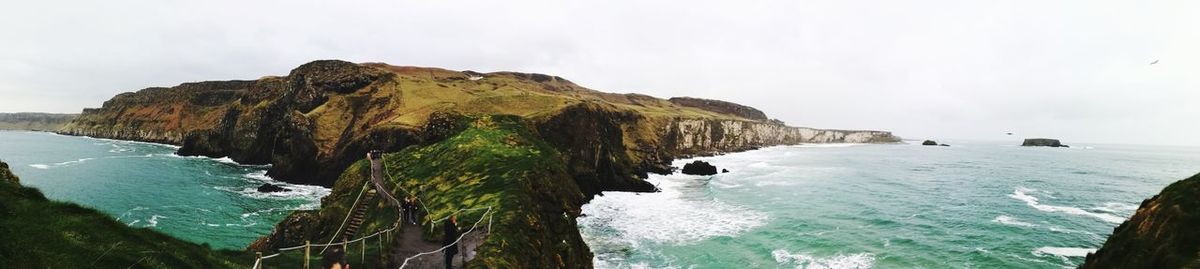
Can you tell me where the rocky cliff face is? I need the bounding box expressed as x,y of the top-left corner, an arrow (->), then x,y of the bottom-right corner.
1081,173 -> 1200,268
0,113 -> 78,131
1,159 -> 18,184
668,97 -> 769,121
60,60 -> 898,190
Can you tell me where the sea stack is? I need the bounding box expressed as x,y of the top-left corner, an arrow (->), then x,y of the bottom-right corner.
1021,138 -> 1068,147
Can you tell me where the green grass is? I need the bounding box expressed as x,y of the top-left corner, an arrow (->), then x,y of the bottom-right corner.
381,115 -> 589,268
301,115 -> 591,268
0,178 -> 250,268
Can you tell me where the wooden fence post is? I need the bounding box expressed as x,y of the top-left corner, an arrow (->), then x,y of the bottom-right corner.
304,240 -> 311,269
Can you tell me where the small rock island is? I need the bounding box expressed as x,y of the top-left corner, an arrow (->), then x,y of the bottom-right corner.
1021,138 -> 1069,148
681,160 -> 719,176
922,140 -> 949,146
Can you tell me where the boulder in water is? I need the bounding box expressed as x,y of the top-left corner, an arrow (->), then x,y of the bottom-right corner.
257,183 -> 289,193
922,140 -> 938,146
681,161 -> 718,176
721,169 -> 729,173
1022,138 -> 1068,147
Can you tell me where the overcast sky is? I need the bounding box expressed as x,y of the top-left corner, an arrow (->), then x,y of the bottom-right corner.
1,1 -> 1197,145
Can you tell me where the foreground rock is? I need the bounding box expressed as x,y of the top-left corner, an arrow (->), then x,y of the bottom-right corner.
0,160 -> 17,184
1082,173 -> 1200,268
1021,138 -> 1068,147
681,160 -> 718,175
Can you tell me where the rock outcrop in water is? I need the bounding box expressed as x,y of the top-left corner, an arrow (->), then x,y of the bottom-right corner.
59,60 -> 899,191
1081,173 -> 1200,268
922,140 -> 938,146
1022,138 -> 1067,147
681,160 -> 718,175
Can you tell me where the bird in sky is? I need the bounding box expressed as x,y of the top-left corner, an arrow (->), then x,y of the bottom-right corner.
1150,60 -> 1159,65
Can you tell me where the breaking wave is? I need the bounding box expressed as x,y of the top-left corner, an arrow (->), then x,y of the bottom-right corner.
1009,187 -> 1126,224
772,249 -> 875,269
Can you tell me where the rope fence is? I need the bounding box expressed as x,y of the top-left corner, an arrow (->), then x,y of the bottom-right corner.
248,152 -> 498,269
399,206 -> 494,269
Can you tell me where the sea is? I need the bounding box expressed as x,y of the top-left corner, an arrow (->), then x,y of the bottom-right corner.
0,131 -> 329,250
579,140 -> 1200,268
3,131 -> 1198,267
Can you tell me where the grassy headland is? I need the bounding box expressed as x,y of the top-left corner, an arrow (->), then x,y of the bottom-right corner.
0,160 -> 249,268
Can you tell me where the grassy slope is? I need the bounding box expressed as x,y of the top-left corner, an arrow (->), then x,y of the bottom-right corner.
0,161 -> 249,268
296,115 -> 589,268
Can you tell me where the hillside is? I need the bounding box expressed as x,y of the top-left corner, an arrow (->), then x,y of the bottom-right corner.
0,113 -> 77,131
59,60 -> 899,193
1081,173 -> 1200,268
0,159 -> 249,268
250,115 -> 592,268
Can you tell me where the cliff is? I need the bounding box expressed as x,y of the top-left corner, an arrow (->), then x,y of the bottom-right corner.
0,159 -> 249,268
0,113 -> 78,131
55,60 -> 899,268
1080,173 -> 1200,268
60,60 -> 899,191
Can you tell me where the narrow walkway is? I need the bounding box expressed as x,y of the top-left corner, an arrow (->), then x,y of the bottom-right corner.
369,155 -> 490,268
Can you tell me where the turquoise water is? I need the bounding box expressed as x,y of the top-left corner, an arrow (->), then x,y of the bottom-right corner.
580,141 -> 1200,268
0,131 -> 328,250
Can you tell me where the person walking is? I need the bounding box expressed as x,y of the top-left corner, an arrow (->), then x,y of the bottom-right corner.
405,196 -> 419,224
442,215 -> 460,269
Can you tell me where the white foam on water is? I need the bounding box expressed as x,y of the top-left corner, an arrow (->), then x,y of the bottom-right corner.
29,157 -> 97,169
788,143 -> 866,148
75,134 -> 181,149
1032,247 -> 1095,257
145,215 -> 166,227
158,153 -> 271,168
30,155 -> 156,169
1032,246 -> 1096,264
580,172 -> 768,246
232,171 -> 329,210
1093,202 -> 1138,215
772,249 -> 875,269
992,215 -> 1036,227
1009,187 -> 1125,224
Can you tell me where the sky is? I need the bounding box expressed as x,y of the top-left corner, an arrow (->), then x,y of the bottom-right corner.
1,1 -> 1198,146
